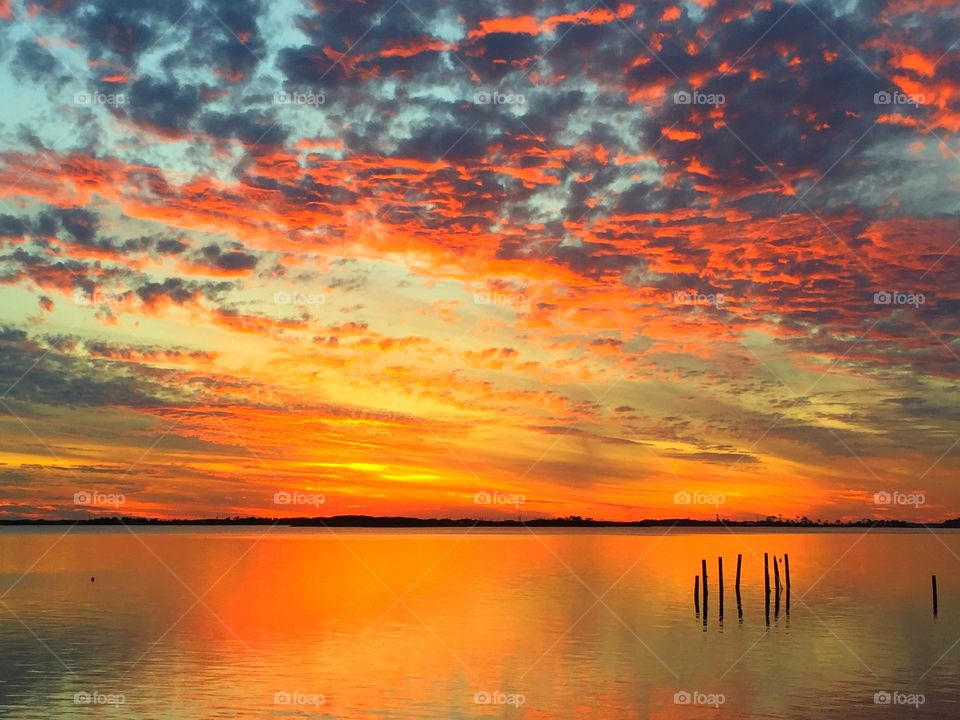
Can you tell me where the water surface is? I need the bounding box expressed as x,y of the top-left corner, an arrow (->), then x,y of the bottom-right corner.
1,527 -> 958,718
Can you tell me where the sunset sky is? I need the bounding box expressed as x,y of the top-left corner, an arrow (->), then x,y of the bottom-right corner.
0,0 -> 958,521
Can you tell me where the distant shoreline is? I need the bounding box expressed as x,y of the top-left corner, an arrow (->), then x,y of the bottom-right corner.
2,515 -> 959,529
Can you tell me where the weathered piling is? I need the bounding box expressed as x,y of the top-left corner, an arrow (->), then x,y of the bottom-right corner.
702,559 -> 708,602
694,575 -> 700,615
764,553 -> 770,596
785,554 -> 791,615
764,553 -> 771,625
735,553 -> 743,620
774,555 -> 783,619
718,557 -> 724,621
933,575 -> 938,616
702,559 -> 708,626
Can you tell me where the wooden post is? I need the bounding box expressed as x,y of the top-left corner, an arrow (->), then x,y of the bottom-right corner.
933,575 -> 938,616
785,553 -> 791,615
773,555 -> 782,619
735,553 -> 743,620
718,556 -> 724,620
764,553 -> 770,625
694,575 -> 700,615
702,559 -> 708,627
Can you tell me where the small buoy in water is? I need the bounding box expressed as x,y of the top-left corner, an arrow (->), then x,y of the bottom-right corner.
91,577 -> 95,582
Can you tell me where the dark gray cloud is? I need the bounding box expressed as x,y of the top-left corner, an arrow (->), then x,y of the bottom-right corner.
126,78 -> 204,135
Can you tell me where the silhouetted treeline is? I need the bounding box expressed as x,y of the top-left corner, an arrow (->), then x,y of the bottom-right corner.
2,514 -> 960,528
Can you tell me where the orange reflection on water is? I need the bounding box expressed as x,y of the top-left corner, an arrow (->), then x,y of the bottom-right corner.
2,528 -> 960,718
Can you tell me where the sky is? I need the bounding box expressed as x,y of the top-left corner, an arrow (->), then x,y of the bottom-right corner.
0,0 -> 958,521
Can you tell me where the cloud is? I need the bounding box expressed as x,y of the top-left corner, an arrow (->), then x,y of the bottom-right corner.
0,0 -> 958,520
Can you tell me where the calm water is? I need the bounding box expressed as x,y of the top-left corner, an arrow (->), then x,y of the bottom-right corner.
1,527 -> 959,718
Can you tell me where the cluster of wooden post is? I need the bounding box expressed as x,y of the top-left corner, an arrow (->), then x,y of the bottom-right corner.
763,553 -> 791,623
696,557 -> 941,621
695,552 -> 791,624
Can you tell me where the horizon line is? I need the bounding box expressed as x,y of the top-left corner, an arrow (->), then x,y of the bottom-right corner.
3,514 -> 960,528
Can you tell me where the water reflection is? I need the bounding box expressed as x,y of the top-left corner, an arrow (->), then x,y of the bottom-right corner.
0,528 -> 959,718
